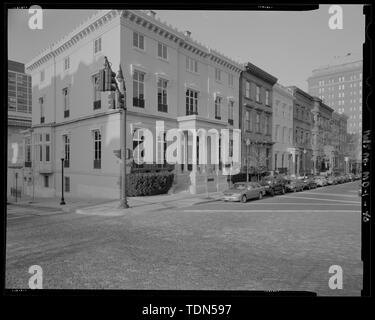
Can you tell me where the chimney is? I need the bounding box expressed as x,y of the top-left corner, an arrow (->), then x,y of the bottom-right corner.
146,10 -> 156,18
184,30 -> 191,37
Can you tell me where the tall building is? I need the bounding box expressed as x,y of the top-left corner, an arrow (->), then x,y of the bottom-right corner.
331,111 -> 348,174
7,60 -> 32,198
25,10 -> 243,198
272,83 -> 294,174
239,62 -> 277,177
307,54 -> 362,135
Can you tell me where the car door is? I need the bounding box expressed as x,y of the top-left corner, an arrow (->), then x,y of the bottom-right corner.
252,183 -> 261,199
246,184 -> 253,199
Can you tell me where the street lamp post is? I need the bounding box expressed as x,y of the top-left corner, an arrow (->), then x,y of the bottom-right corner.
15,172 -> 18,203
246,139 -> 250,182
60,158 -> 65,205
303,148 -> 307,178
117,64 -> 129,209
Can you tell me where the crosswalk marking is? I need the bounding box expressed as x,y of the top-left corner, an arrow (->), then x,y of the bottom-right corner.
184,209 -> 359,213
280,195 -> 360,204
300,192 -> 359,198
224,202 -> 359,206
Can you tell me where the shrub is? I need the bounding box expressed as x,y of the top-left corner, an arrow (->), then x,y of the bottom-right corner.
126,172 -> 174,196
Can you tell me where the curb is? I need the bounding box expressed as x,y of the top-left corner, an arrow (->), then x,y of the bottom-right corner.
194,198 -> 221,205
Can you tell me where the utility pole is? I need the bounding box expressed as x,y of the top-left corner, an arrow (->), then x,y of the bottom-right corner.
99,56 -> 129,208
116,64 -> 129,209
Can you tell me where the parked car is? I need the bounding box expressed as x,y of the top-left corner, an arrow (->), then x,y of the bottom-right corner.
285,178 -> 305,192
303,177 -> 318,189
327,176 -> 337,185
222,182 -> 265,203
259,176 -> 287,196
336,176 -> 344,184
314,176 -> 328,187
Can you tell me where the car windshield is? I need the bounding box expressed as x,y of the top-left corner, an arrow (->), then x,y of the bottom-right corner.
233,183 -> 246,190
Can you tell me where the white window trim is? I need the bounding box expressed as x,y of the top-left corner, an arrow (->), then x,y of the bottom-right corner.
155,72 -> 172,88
157,42 -> 168,61
64,57 -> 70,71
133,31 -> 145,51
130,64 -> 149,78
93,37 -> 102,55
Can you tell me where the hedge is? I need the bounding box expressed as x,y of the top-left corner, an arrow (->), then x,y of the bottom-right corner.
125,172 -> 174,196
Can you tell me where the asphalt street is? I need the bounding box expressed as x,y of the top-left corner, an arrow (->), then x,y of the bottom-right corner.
5,181 -> 362,295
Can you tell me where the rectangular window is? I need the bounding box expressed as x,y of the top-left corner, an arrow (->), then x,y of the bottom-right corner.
157,78 -> 168,112
186,56 -> 198,73
25,138 -> 31,163
40,70 -> 45,82
245,110 -> 250,131
133,32 -> 144,50
215,68 -> 221,82
133,70 -> 145,108
94,37 -> 102,54
255,112 -> 260,132
64,57 -> 70,70
93,130 -> 101,169
256,85 -> 261,102
39,144 -> 43,162
64,176 -> 70,192
265,90 -> 270,106
39,97 -> 44,123
228,100 -> 234,125
186,89 -> 198,115
245,81 -> 250,98
44,175 -> 49,188
215,96 -> 222,120
63,135 -> 70,168
92,73 -> 101,109
265,114 -> 271,135
45,145 -> 50,162
62,87 -> 70,117
157,42 -> 167,60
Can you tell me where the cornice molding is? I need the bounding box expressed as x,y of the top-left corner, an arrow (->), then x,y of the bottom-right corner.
244,62 -> 278,85
26,10 -> 119,72
26,9 -> 243,74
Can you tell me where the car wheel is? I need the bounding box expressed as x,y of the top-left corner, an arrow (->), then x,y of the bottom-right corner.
259,192 -> 263,200
241,195 -> 247,203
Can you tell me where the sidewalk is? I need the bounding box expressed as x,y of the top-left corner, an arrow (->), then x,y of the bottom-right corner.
75,191 -> 222,216
7,191 -> 222,216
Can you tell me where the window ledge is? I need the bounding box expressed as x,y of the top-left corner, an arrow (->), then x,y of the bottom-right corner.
133,46 -> 146,54
157,56 -> 169,63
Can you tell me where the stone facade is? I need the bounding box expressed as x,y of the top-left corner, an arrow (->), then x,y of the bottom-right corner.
25,10 -> 243,198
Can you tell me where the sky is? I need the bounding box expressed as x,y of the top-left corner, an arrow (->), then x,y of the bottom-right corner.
8,5 -> 365,91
